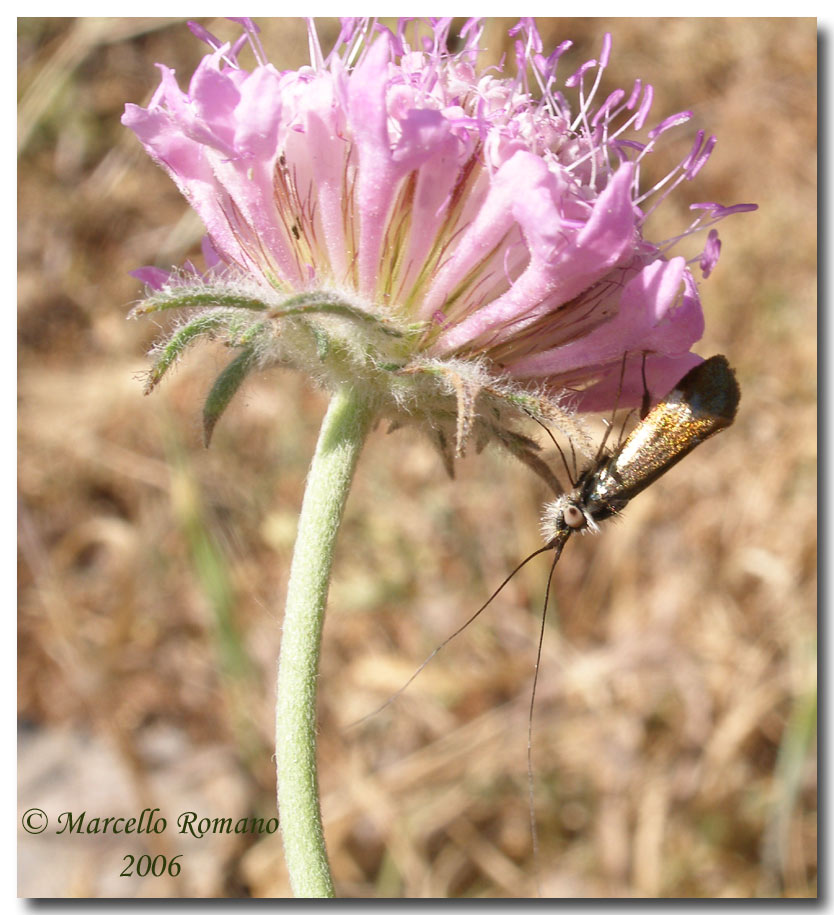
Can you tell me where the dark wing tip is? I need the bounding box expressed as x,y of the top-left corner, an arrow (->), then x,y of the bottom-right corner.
677,354 -> 741,425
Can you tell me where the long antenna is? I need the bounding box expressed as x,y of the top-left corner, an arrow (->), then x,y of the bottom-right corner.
525,410 -> 575,490
527,531 -> 568,895
347,541 -> 558,730
595,351 -> 630,462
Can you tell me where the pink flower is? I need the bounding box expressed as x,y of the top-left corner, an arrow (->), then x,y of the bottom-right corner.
125,18 -> 755,451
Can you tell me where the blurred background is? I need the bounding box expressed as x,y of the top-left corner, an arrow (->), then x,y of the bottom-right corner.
17,18 -> 816,898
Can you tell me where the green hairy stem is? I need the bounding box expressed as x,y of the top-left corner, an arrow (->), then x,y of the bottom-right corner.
275,384 -> 375,897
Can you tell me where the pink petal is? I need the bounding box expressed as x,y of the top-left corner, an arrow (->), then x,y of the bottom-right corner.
346,32 -> 401,296
433,162 -> 638,352
573,352 -> 704,412
507,256 -> 702,378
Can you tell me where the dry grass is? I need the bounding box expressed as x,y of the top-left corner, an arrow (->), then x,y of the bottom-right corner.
18,18 -> 816,898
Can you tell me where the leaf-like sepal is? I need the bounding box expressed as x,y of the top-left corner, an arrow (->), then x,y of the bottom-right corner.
145,311 -> 246,393
130,285 -> 271,319
202,347 -> 259,447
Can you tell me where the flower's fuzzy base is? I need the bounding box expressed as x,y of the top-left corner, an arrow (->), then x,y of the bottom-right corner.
131,276 -> 594,489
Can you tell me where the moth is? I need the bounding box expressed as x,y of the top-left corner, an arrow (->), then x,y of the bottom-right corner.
358,354 -> 741,883
362,355 -> 740,717
540,352 -> 740,552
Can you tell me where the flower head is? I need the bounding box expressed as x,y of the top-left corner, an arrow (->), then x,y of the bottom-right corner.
124,18 -> 755,470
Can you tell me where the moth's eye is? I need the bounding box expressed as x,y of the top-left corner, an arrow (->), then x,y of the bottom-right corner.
563,504 -> 586,530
